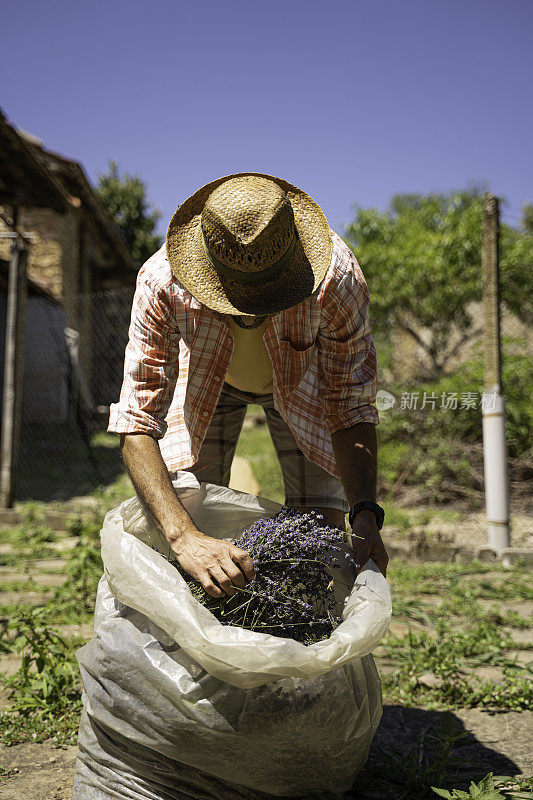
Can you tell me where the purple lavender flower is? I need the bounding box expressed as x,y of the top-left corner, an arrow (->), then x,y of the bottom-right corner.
176,507 -> 357,645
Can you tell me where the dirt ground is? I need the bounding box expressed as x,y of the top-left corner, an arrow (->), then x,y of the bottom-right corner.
0,739 -> 77,800
0,706 -> 531,800
0,460 -> 531,799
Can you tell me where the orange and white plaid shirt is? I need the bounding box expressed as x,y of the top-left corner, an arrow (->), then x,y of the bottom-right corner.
108,229 -> 379,479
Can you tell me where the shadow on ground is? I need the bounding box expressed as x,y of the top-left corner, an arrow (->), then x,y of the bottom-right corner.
15,423 -> 125,502
350,705 -> 523,799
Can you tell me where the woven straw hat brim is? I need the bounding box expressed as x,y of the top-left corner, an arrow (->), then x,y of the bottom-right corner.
166,172 -> 332,315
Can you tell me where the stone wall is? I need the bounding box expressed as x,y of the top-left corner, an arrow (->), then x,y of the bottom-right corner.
0,206 -> 71,300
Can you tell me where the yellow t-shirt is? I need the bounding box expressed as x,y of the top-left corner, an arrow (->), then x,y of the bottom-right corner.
224,317 -> 274,394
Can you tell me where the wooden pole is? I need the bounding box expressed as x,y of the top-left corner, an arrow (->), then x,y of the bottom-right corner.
0,237 -> 28,508
481,194 -> 511,555
482,194 -> 502,391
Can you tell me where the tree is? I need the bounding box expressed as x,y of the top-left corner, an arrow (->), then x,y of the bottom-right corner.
96,160 -> 162,266
344,189 -> 533,378
522,203 -> 533,235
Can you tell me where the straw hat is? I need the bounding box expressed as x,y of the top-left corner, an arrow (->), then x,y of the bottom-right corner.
165,172 -> 332,315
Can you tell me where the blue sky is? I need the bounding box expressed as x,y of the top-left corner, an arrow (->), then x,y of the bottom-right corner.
3,0 -> 532,237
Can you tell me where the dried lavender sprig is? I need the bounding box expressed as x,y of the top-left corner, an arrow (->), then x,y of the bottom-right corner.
178,506 -> 357,644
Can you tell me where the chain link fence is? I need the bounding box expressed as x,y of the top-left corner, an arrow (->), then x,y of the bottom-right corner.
8,283 -> 533,545
16,286 -> 134,501
372,303 -> 532,546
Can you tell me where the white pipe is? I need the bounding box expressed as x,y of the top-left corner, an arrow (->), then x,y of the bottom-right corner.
482,389 -> 511,555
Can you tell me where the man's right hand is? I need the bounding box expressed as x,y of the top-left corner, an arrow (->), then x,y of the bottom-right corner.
171,532 -> 256,599
119,434 -> 255,599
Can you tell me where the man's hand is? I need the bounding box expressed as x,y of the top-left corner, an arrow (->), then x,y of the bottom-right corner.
119,434 -> 256,599
350,510 -> 389,577
172,532 -> 256,599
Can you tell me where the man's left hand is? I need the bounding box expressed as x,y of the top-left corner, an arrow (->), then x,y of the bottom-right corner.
350,510 -> 389,577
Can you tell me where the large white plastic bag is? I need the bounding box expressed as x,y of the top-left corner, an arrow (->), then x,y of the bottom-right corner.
74,473 -> 392,798
99,472 -> 391,689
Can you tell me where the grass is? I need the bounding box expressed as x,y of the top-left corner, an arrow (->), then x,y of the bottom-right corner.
367,712 -> 471,799
1,522 -> 530,744
0,508 -> 106,745
11,468 -> 134,523
234,406 -> 285,504
233,409 -> 477,537
0,580 -> 55,593
388,560 -> 533,600
0,428 -> 531,794
0,607 -> 85,746
378,559 -> 532,713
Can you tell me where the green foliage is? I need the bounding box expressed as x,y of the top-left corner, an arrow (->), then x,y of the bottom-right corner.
0,518 -> 105,746
0,607 -> 82,746
382,559 -> 533,712
373,712 -> 468,800
492,775 -> 533,799
49,518 -> 103,615
1,608 -> 80,709
377,345 -> 532,501
235,407 -> 284,504
500,221 -> 533,325
522,203 -> 533,235
388,559 -> 493,594
0,521 -> 58,567
96,159 -> 162,266
0,763 -> 19,781
344,188 -> 533,377
433,773 -> 511,800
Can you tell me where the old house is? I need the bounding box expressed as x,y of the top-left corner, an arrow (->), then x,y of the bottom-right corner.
0,108 -> 137,414
0,108 -> 137,501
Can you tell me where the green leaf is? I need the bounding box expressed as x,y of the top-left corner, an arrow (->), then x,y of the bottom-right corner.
478,774 -> 495,791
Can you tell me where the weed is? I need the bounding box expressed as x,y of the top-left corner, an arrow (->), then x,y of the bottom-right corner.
0,522 -> 58,570
493,776 -> 533,799
234,411 -> 284,504
433,772 -> 533,799
415,508 -> 437,526
388,560 -> 494,596
382,504 -> 415,533
1,607 -> 82,707
0,763 -> 19,781
0,600 -> 46,619
392,597 -> 434,626
0,606 -> 83,746
67,514 -> 101,540
0,706 -> 81,747
471,578 -> 533,602
381,619 -> 532,710
369,712 -> 469,800
49,522 -> 103,614
0,579 -> 51,594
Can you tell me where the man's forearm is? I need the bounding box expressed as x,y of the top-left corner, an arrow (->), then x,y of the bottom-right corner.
330,422 -> 377,507
331,421 -> 388,575
120,433 -> 256,597
119,433 -> 200,544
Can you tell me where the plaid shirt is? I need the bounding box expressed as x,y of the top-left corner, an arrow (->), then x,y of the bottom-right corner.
108,229 -> 379,478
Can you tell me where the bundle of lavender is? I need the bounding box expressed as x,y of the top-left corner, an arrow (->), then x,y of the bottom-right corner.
177,507 -> 358,645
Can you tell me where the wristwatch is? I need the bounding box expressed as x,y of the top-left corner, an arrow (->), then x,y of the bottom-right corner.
349,501 -> 385,531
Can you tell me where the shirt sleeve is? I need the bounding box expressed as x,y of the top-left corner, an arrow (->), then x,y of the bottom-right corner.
317,251 -> 380,435
107,269 -> 180,439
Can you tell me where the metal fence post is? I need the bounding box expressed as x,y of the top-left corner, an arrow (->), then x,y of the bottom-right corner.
481,193 -> 511,555
0,236 -> 28,507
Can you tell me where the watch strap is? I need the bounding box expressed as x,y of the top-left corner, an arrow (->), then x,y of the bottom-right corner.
349,501 -> 385,530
